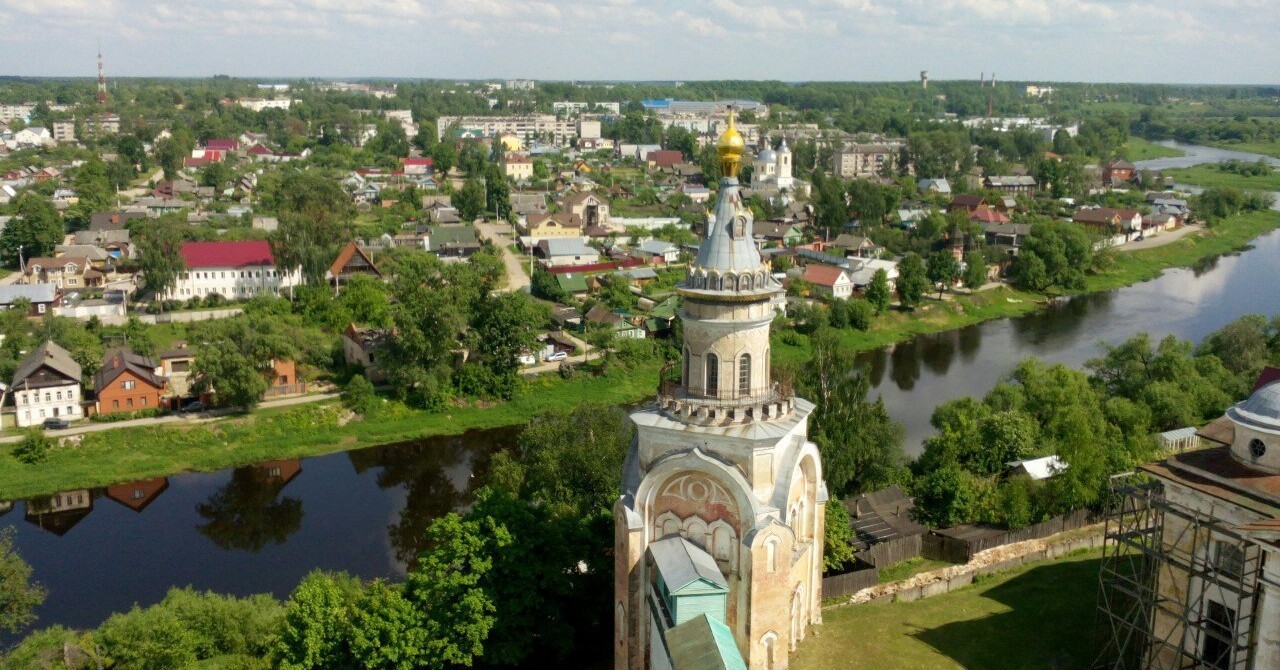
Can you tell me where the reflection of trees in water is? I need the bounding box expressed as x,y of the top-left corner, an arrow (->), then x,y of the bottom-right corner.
195,468 -> 303,552
889,341 -> 921,391
348,428 -> 516,567
1010,292 -> 1111,345
921,332 -> 957,376
858,347 -> 888,388
958,324 -> 982,362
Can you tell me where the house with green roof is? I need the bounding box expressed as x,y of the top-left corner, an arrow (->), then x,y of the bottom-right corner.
647,536 -> 747,670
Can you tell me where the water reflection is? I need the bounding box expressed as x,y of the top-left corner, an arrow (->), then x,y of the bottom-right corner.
195,460 -> 304,552
25,490 -> 95,536
105,478 -> 169,513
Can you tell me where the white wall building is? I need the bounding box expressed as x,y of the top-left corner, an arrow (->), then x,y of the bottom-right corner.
164,241 -> 301,301
12,341 -> 83,427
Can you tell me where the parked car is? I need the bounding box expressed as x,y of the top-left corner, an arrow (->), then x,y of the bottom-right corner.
547,351 -> 569,362
42,417 -> 70,430
180,400 -> 208,413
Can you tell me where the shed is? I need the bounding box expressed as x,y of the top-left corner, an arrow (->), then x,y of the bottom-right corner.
842,485 -> 926,552
649,536 -> 728,627
665,614 -> 747,670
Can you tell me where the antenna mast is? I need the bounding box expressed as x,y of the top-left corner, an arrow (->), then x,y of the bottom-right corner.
96,45 -> 108,106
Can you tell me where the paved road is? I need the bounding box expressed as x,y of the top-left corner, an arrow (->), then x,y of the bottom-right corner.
0,392 -> 340,444
474,219 -> 531,293
1116,224 -> 1202,252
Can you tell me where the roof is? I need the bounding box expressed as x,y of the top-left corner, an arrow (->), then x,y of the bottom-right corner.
638,240 -> 677,255
0,283 -> 57,305
402,156 -> 434,166
14,340 -> 82,387
1159,427 -> 1199,442
1108,159 -> 1136,170
429,224 -> 479,249
648,150 -> 685,167
181,241 -> 275,268
665,614 -> 747,670
561,190 -> 607,208
918,178 -> 951,193
1197,415 -> 1236,446
985,175 -> 1037,187
539,237 -> 596,257
970,208 -> 1010,224
649,536 -> 728,592
1074,208 -> 1141,225
843,485 -> 926,549
802,264 -> 848,288
1007,455 -> 1069,480
754,221 -> 800,238
556,273 -> 588,293
585,303 -> 625,326
950,194 -> 986,207
1227,380 -> 1280,432
1143,447 -> 1280,512
623,267 -> 659,281
832,234 -> 873,249
984,223 -> 1032,236
328,241 -> 382,279
94,348 -> 166,394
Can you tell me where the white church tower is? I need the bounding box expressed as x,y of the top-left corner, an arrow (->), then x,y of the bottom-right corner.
614,111 -> 827,670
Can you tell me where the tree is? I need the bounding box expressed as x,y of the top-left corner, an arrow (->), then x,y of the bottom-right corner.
342,375 -> 378,415
823,503 -> 857,573
190,316 -> 299,409
912,463 -> 979,527
470,292 -> 547,400
896,253 -> 928,309
0,194 -> 63,267
664,125 -> 696,160
135,215 -> 188,302
864,268 -> 891,314
926,250 -> 960,298
277,571 -> 364,670
199,160 -> 232,189
963,251 -> 988,290
428,141 -> 457,176
454,178 -> 486,222
267,171 -> 355,287
0,527 -> 46,634
797,329 -> 907,497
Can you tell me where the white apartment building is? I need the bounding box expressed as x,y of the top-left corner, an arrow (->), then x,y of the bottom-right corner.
237,98 -> 294,112
0,103 -> 35,123
11,340 -> 83,427
435,115 -> 578,147
164,241 -> 301,301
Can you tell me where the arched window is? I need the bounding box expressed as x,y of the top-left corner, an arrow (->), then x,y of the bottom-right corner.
739,354 -> 751,396
705,354 -> 719,396
682,348 -> 690,387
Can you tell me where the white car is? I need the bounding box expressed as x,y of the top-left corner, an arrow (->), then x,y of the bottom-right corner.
547,351 -> 569,362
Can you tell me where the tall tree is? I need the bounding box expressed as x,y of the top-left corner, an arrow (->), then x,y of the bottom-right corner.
470,292 -> 548,400
963,251 -> 988,290
896,253 -> 928,309
0,527 -> 46,634
926,250 -> 960,298
0,194 -> 63,267
864,268 -> 891,315
267,171 -> 354,286
135,215 -> 188,302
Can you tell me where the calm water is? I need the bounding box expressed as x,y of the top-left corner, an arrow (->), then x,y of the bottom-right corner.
4,143 -> 1279,644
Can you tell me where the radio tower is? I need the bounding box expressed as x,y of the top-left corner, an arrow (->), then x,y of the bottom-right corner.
96,46 -> 108,106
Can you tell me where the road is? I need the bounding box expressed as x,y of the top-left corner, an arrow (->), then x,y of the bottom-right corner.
1116,223 -> 1202,252
0,391 -> 340,444
518,330 -> 600,375
474,219 -> 531,293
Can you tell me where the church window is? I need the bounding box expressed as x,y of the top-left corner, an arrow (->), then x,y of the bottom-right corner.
682,348 -> 690,387
739,354 -> 751,396
1250,438 -> 1267,458
733,215 -> 747,238
765,538 -> 779,573
682,516 -> 709,548
706,354 -> 719,396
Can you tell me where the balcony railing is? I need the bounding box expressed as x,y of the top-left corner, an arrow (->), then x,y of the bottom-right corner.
655,375 -> 795,425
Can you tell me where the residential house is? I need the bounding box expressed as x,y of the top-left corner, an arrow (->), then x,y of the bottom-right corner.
90,210 -> 144,232
917,178 -> 952,195
561,190 -> 610,228
833,142 -> 905,178
165,241 -> 301,301
54,245 -> 111,268
343,324 -> 392,382
1142,213 -> 1178,234
983,223 -> 1033,249
428,224 -> 481,260
0,283 -> 61,316
1074,207 -> 1143,241
846,257 -> 899,292
948,195 -> 988,213
982,175 -> 1038,196
391,230 -> 430,251
555,274 -> 590,300
401,156 -> 434,176
636,239 -> 680,263
896,208 -> 930,229
754,221 -> 804,247
523,213 -> 582,238
328,241 -> 383,285
680,185 -> 711,203
831,234 -> 880,259
537,238 -> 600,268
12,340 -> 83,427
93,348 -> 166,416
72,228 -> 132,261
585,304 -> 645,339
1102,159 -> 1136,186
24,257 -> 101,290
802,264 -> 854,299
502,153 -> 533,181
647,150 -> 684,169
970,208 -> 1011,225
158,344 -> 196,404
264,360 -> 304,398
509,193 -> 548,218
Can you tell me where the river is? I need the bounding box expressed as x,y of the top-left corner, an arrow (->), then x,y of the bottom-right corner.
3,142 -> 1279,644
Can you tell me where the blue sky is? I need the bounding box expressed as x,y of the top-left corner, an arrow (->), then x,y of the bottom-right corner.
1,0 -> 1276,84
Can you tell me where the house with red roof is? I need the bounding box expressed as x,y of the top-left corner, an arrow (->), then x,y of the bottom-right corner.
401,156 -> 434,176
164,241 -> 301,301
970,207 -> 1010,225
802,264 -> 854,299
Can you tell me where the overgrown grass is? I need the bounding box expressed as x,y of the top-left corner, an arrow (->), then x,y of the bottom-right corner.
1208,140 -> 1280,159
1164,165 -> 1280,192
877,557 -> 955,584
1123,138 -> 1185,160
795,550 -> 1104,670
0,362 -> 662,500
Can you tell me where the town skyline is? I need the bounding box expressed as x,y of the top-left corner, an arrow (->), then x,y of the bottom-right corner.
2,0 -> 1276,85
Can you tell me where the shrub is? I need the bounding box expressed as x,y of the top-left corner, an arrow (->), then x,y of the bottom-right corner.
341,375 -> 378,416
13,430 -> 51,465
847,299 -> 874,331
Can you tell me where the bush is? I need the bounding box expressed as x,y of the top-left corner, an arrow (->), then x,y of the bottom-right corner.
203,293 -> 228,309
13,430 -> 51,465
91,408 -> 166,423
847,299 -> 874,331
341,375 -> 378,415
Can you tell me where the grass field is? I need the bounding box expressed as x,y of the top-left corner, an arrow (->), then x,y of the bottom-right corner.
794,550 -> 1103,670
1164,165 -> 1280,192
1123,138 -> 1185,160
1208,140 -> 1280,159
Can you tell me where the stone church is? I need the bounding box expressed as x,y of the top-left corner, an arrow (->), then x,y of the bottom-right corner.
614,112 -> 827,670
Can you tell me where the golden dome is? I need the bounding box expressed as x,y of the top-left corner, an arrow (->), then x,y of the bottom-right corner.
716,109 -> 744,178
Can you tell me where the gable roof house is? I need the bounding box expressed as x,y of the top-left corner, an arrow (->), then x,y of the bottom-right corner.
523,212 -> 582,239
537,237 -> 600,268
328,242 -> 383,285
948,195 -> 987,213
428,224 -> 481,260
561,190 -> 610,228
24,256 -> 101,290
12,340 -> 84,427
1074,207 -> 1143,237
166,241 -> 300,301
917,178 -> 952,195
754,221 -> 804,247
982,175 -> 1037,195
93,348 -> 167,416
636,239 -> 680,264
1102,159 -> 1136,186
831,234 -> 880,259
0,283 -> 62,316
802,264 -> 854,299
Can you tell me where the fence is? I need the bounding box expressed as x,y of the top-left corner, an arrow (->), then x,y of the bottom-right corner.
861,534 -> 923,568
545,258 -> 644,275
821,560 -> 879,600
923,509 -> 1098,564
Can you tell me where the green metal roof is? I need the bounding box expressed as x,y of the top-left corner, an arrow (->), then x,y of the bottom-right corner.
665,614 -> 747,670
556,273 -> 588,293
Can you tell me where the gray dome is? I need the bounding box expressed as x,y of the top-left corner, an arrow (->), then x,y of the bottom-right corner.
755,148 -> 777,164
777,138 -> 791,154
1227,380 -> 1280,432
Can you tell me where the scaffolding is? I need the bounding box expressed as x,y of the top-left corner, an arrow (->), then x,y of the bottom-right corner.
1093,474 -> 1266,669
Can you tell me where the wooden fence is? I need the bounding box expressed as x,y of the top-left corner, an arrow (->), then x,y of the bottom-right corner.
821,560 -> 879,600
923,509 -> 1098,564
861,534 -> 923,568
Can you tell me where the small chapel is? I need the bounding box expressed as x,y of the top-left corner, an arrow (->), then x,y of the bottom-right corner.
614,111 -> 828,670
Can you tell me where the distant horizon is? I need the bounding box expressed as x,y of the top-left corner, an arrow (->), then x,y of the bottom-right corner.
1,0 -> 1275,86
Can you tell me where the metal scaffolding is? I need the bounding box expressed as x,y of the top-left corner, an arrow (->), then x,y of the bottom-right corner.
1093,475 -> 1265,669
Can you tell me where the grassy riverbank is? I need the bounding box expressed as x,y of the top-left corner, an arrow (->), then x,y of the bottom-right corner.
1209,140 -> 1280,159
1123,138 -> 1185,160
2,211 -> 1277,500
1164,165 -> 1280,192
794,549 -> 1103,670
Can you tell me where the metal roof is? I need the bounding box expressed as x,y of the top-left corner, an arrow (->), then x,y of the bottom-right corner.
665,614 -> 747,670
693,181 -> 766,276
0,282 -> 57,305
13,340 -> 81,387
1159,427 -> 1199,442
1228,380 -> 1280,433
1007,455 -> 1070,481
649,536 -> 727,593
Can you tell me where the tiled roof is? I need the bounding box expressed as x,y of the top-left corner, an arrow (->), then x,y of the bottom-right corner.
181,241 -> 275,268
803,264 -> 848,288
94,348 -> 166,394
13,340 -> 81,386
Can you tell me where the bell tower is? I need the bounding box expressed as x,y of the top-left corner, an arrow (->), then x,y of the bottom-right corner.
615,110 -> 827,670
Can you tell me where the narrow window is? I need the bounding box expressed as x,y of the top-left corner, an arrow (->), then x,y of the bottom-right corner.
739,354 -> 751,396
705,354 -> 719,396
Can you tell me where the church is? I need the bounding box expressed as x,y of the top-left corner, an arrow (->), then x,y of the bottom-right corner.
614,112 -> 827,670
749,137 -> 810,202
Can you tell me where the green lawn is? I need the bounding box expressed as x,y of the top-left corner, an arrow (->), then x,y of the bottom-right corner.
1208,140 -> 1280,159
1164,165 -> 1280,192
0,362 -> 662,500
1123,138 -> 1184,160
795,550 -> 1103,670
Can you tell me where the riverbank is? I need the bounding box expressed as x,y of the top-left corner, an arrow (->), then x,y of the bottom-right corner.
1208,140 -> 1280,160
3,210 -> 1277,500
1124,137 -> 1185,160
1164,165 -> 1280,192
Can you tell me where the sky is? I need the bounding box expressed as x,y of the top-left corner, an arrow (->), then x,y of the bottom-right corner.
1,0 -> 1277,84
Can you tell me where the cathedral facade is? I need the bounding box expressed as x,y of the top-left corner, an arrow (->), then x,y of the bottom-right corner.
614,113 -> 827,670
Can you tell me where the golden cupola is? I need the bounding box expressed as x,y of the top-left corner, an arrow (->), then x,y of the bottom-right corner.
716,109 -> 745,179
